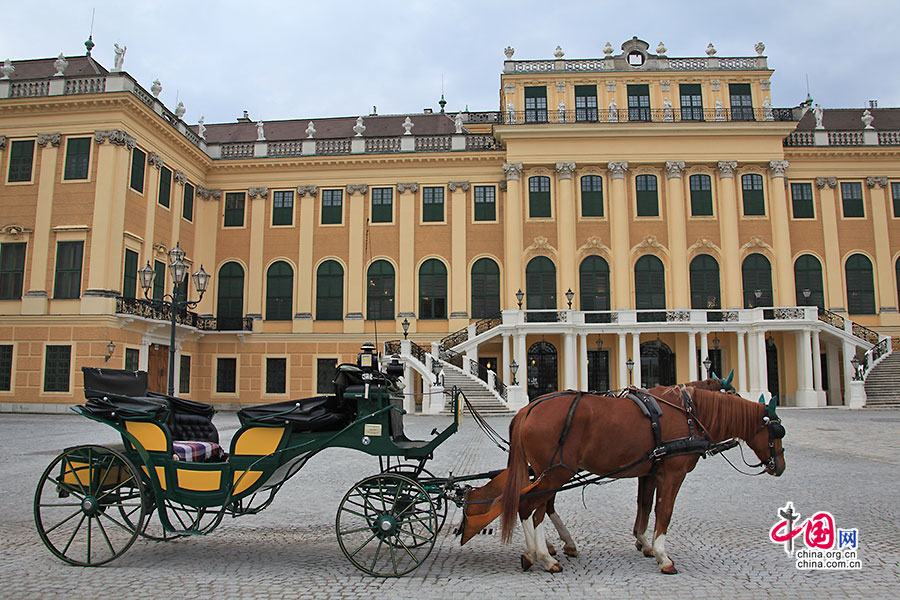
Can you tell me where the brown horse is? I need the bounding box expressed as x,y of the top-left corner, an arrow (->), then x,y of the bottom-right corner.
497,386 -> 785,574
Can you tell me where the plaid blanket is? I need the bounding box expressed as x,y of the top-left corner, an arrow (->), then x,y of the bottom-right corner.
172,441 -> 226,462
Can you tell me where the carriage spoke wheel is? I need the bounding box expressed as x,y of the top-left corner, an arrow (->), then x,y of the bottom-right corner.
383,464 -> 448,537
121,497 -> 188,542
34,445 -> 145,566
336,473 -> 437,577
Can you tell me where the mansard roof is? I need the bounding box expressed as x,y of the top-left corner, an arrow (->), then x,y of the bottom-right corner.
796,108 -> 900,131
6,55 -> 108,79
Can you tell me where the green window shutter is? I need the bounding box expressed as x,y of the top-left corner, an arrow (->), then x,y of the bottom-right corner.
580,176 -> 603,217
741,253 -> 773,308
63,137 -> 91,180
183,183 -> 194,221
122,249 -> 138,299
371,188 -> 393,223
53,241 -> 83,299
224,192 -> 245,227
179,355 -> 191,393
689,254 -> 721,309
316,261 -> 344,320
0,243 -> 26,300
742,174 -> 765,216
794,254 -> 824,308
473,186 -> 496,221
158,166 -> 171,207
529,176 -> 551,218
130,147 -> 145,192
272,190 -> 294,226
216,358 -> 236,393
366,260 -> 395,320
846,254 -> 875,314
8,140 -> 35,182
418,259 -> 447,319
574,85 -> 598,122
216,262 -> 245,330
689,174 -> 713,216
679,84 -> 703,121
579,256 -> 610,311
636,175 -> 659,217
422,187 -> 444,222
791,183 -> 814,218
44,345 -> 72,392
634,256 -> 666,310
471,258 -> 500,318
322,190 -> 343,224
841,182 -> 864,218
266,261 -> 293,320
525,256 -> 557,310
266,358 -> 286,394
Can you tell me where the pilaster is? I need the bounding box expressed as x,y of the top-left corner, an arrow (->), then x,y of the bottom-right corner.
396,183 -> 417,324
345,185 -> 367,332
448,181 -> 469,327
608,161 -> 630,309
21,135 -> 61,314
294,186 -> 317,330
247,186 -> 268,318
665,161 -> 688,308
555,162 -> 577,298
816,178 -> 843,311
716,161 -> 741,308
768,161 -> 793,305
503,163 -> 524,303
866,177 -> 895,312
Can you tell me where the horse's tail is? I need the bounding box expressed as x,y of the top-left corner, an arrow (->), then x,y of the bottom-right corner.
500,408 -> 530,543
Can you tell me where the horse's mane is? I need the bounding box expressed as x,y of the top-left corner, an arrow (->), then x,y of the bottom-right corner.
690,388 -> 765,442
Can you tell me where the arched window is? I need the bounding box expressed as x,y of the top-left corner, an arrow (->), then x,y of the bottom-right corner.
266,261 -> 293,321
579,256 -> 610,316
419,259 -> 447,319
528,176 -> 551,218
217,262 -> 244,331
366,260 -> 394,320
742,174 -> 765,216
794,254 -> 824,308
470,258 -> 500,319
316,260 -> 343,320
635,174 -> 659,217
846,254 -> 875,314
525,256 -> 556,319
742,253 -> 772,307
634,255 -> 665,321
690,254 -> 720,309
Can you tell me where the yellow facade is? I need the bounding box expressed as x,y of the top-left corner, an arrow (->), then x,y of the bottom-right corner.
1,39 -> 898,411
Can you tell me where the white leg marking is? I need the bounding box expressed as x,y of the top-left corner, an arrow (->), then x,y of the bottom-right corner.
635,529 -> 650,551
653,533 -> 673,569
549,512 -> 577,554
521,517 -> 537,564
533,520 -> 561,571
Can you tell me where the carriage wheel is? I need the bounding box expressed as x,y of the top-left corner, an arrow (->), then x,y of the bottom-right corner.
120,497 -> 187,542
34,445 -> 145,566
336,473 -> 438,577
383,464 -> 448,536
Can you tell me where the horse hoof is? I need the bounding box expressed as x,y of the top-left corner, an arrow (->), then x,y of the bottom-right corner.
660,564 -> 678,575
643,548 -> 655,558
563,546 -> 579,557
521,555 -> 533,572
547,543 -> 557,556
546,562 -> 563,573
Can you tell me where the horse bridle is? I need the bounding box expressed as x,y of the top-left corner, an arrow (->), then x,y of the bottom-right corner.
745,417 -> 785,473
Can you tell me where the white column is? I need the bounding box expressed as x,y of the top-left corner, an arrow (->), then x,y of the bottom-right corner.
794,330 -> 817,407
747,331 -> 763,401
841,340 -> 857,407
502,334 -> 510,386
811,330 -> 825,406
700,333 -> 710,379
758,331 -> 770,401
826,343 -> 841,406
736,331 -> 748,397
515,333 -> 527,386
631,332 -> 642,388
578,334 -> 588,391
563,332 -> 577,390
687,332 -> 697,382
618,332 -> 628,389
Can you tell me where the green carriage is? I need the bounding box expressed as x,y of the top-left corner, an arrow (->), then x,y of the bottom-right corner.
34,343 -> 462,577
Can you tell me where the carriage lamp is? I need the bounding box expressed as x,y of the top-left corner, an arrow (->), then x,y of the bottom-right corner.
510,360 -> 519,386
596,338 -> 603,351
712,335 -> 720,349
850,356 -> 861,380
626,357 -> 634,386
104,341 -> 115,362
802,288 -> 811,305
192,265 -> 211,294
138,261 -> 156,292
516,288 -> 524,309
401,317 -> 410,339
565,288 -> 574,309
703,356 -> 712,373
358,341 -> 377,371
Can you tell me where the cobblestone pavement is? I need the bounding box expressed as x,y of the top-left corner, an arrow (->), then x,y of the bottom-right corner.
1,407 -> 898,599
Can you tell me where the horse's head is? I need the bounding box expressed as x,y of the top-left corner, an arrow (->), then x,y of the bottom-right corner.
745,395 -> 786,476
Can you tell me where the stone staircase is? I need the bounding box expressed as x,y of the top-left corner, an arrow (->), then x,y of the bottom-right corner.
864,352 -> 900,408
440,366 -> 515,416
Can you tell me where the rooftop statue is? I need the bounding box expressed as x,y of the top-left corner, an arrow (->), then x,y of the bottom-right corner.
113,44 -> 126,71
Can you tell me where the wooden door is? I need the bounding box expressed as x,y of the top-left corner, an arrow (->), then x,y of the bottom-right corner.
148,344 -> 168,394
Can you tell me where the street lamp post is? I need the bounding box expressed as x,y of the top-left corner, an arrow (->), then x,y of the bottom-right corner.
626,357 -> 634,387
515,288 -> 524,310
565,288 -> 574,309
401,318 -> 410,339
703,355 -> 712,375
510,360 -> 519,386
138,242 -> 210,396
850,355 -> 862,381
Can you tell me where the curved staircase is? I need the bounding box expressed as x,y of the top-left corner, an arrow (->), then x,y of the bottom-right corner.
864,352 -> 900,408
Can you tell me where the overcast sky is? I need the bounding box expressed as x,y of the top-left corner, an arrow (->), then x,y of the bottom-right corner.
5,1 -> 899,125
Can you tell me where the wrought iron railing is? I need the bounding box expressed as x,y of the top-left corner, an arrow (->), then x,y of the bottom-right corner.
706,310 -> 739,322
440,327 -> 468,350
852,322 -> 880,345
474,313 -> 503,336
763,308 -> 806,320
470,360 -> 487,381
494,375 -> 507,400
438,346 -> 463,369
384,340 -> 401,355
636,310 -> 668,323
818,307 -> 845,330
867,338 -> 890,366
496,107 -> 793,125
409,341 -> 428,365
584,311 -> 617,323
115,296 -> 252,331
525,310 -> 568,323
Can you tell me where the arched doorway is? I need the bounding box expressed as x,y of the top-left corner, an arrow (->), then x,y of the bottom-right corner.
640,339 -> 675,388
527,341 -> 558,400
766,336 -> 780,399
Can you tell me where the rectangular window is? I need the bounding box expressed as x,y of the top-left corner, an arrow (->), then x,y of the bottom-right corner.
0,344 -> 12,391
423,187 -> 444,222
152,260 -> 165,301
893,182 -> 900,218
53,241 -> 83,299
742,174 -> 765,216
44,345 -> 71,392
125,347 -> 140,372
581,176 -> 604,217
266,357 -> 286,394
791,183 -> 815,219
63,137 -> 91,180
122,248 -> 138,299
529,176 -> 551,218
371,188 -> 393,223
841,182 -> 864,217
179,354 -> 191,394
216,357 -> 237,393
627,85 -> 651,122
322,189 -> 343,224
0,243 -> 26,300
574,85 -> 598,122
636,175 -> 659,217
224,192 -> 245,227
690,174 -> 713,216
183,182 -> 194,221
729,83 -> 754,121
317,358 -> 337,394
272,190 -> 294,226
158,166 -> 172,208
130,147 -> 146,192
474,186 -> 496,221
8,140 -> 35,182
679,84 -> 703,121
524,86 -> 548,123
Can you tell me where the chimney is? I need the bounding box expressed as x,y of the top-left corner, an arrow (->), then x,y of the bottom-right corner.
237,110 -> 251,123
423,108 -> 433,114
868,100 -> 878,108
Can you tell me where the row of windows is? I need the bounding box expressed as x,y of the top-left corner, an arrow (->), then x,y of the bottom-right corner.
0,241 -> 84,300
130,148 -> 194,221
215,356 -> 337,395
5,137 -> 92,184
206,250 -> 884,328
524,82 -> 755,123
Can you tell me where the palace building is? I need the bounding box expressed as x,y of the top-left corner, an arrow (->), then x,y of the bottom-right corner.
1,37 -> 898,413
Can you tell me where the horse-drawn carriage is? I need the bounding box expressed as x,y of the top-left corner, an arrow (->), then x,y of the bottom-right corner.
33,342 -> 476,577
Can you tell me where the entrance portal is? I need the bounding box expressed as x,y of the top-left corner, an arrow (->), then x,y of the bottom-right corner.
527,341 -> 558,400
640,340 -> 675,388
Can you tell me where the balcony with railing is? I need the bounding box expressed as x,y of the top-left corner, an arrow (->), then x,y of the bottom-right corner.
482,107 -> 794,126
115,296 -> 253,331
